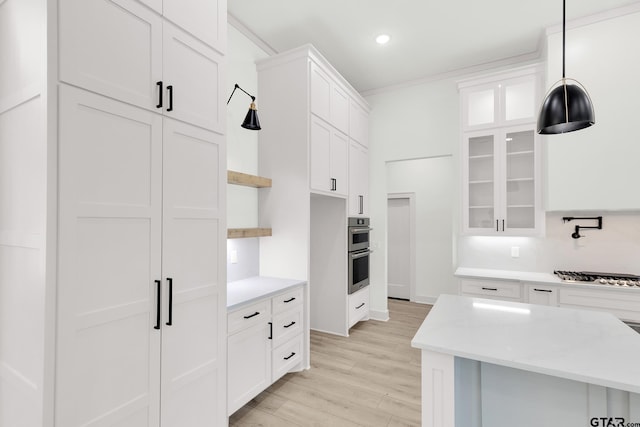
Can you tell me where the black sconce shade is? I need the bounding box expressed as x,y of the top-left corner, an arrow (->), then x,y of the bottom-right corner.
228,83 -> 261,131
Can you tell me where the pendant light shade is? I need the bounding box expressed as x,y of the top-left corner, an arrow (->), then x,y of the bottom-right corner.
537,78 -> 595,134
227,83 -> 262,131
537,0 -> 595,135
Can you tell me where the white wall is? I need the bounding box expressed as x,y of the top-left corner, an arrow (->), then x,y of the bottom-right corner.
387,157 -> 455,304
226,24 -> 269,280
366,79 -> 460,316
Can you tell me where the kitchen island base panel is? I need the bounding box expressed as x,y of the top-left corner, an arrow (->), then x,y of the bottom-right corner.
421,353 -> 640,427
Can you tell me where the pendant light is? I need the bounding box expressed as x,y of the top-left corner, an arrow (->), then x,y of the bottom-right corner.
227,83 -> 261,130
537,0 -> 595,134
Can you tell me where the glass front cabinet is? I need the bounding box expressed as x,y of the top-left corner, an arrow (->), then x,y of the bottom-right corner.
459,66 -> 543,235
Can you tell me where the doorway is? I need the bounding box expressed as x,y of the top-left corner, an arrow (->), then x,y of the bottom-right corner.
387,193 -> 415,301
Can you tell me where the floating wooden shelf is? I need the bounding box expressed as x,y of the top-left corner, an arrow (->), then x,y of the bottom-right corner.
227,228 -> 272,239
227,170 -> 272,188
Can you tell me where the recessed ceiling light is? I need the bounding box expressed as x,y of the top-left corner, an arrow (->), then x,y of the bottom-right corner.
375,34 -> 391,45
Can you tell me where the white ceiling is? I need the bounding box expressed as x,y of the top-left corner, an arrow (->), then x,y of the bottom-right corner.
228,0 -> 638,93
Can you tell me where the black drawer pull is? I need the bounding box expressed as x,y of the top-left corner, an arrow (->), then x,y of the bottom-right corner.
534,288 -> 553,293
283,321 -> 296,328
268,322 -> 272,340
284,352 -> 296,360
166,277 -> 173,326
481,287 -> 498,291
356,303 -> 365,309
244,311 -> 260,319
284,297 -> 296,303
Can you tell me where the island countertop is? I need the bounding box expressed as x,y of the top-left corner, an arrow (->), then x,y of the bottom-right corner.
227,276 -> 306,311
411,294 -> 640,394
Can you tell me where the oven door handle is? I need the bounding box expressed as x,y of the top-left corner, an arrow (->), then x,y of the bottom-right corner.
350,227 -> 373,233
350,250 -> 372,259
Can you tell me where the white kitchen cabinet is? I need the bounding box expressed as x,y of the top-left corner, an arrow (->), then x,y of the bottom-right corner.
59,0 -> 224,132
462,124 -> 542,235
257,45 -> 370,336
349,141 -> 369,216
348,287 -> 370,328
459,66 -> 543,236
227,301 -> 271,416
459,278 -> 522,302
310,116 -> 349,196
460,68 -> 539,132
310,62 -> 349,134
559,287 -> 640,323
227,285 -> 306,415
0,0 -> 227,425
349,99 -> 369,148
526,284 -> 559,306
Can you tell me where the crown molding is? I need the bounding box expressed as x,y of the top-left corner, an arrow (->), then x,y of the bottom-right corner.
227,12 -> 278,56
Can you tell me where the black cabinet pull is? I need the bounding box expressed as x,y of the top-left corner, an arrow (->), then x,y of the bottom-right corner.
284,352 -> 296,360
154,280 -> 161,330
156,81 -> 163,108
244,311 -> 260,319
167,85 -> 173,111
359,195 -> 364,214
330,178 -> 336,191
283,297 -> 296,303
166,277 -> 173,326
268,322 -> 272,340
283,321 -> 296,328
502,219 -> 505,232
534,288 -> 553,293
356,303 -> 365,309
496,220 -> 499,232
481,287 -> 498,291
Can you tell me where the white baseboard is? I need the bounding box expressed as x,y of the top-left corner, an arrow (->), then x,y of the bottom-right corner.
369,309 -> 390,322
412,295 -> 438,305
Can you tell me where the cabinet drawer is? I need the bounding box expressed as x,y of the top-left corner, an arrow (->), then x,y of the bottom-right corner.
559,287 -> 640,323
272,286 -> 303,314
228,300 -> 271,335
460,279 -> 522,300
272,335 -> 303,383
526,284 -> 558,306
272,306 -> 303,347
348,286 -> 370,328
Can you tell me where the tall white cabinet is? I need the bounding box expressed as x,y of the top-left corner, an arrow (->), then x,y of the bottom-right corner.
458,66 -> 543,236
0,0 -> 227,426
257,45 -> 370,337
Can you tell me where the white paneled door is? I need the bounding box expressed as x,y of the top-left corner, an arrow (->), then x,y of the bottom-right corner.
57,85 -> 163,427
160,118 -> 225,426
57,86 -> 225,427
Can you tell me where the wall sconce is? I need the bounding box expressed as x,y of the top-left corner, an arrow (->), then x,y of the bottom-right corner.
562,216 -> 602,239
227,83 -> 261,130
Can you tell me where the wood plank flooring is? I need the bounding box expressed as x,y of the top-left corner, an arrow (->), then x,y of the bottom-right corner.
229,299 -> 432,427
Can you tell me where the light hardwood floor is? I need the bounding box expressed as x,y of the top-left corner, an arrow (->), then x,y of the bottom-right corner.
229,299 -> 432,427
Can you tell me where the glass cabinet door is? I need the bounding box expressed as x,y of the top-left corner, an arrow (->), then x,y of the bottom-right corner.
467,134 -> 495,230
505,129 -> 535,230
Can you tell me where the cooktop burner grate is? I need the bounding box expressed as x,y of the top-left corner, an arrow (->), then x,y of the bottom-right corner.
554,270 -> 640,287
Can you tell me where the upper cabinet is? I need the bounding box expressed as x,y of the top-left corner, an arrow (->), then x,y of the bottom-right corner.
459,66 -> 543,236
59,0 -> 224,132
461,72 -> 538,131
544,11 -> 640,211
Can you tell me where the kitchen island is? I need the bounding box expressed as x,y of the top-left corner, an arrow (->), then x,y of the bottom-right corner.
411,294 -> 640,427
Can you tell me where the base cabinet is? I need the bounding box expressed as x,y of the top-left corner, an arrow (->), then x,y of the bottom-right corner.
348,287 -> 370,329
526,284 -> 558,306
227,286 -> 305,415
559,287 -> 640,323
460,278 -> 522,302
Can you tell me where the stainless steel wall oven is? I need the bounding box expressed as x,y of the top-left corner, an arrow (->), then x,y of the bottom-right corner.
348,217 -> 372,294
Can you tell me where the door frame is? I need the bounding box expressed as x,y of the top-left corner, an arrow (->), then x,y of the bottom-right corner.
387,192 -> 416,302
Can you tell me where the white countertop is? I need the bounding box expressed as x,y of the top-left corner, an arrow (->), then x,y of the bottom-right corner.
227,276 -> 306,310
412,294 -> 640,394
455,267 -> 561,284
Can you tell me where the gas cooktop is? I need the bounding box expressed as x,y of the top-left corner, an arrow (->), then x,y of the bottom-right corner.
554,270 -> 640,287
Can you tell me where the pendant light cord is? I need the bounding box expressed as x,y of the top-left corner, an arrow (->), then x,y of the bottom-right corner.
562,0 -> 566,79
